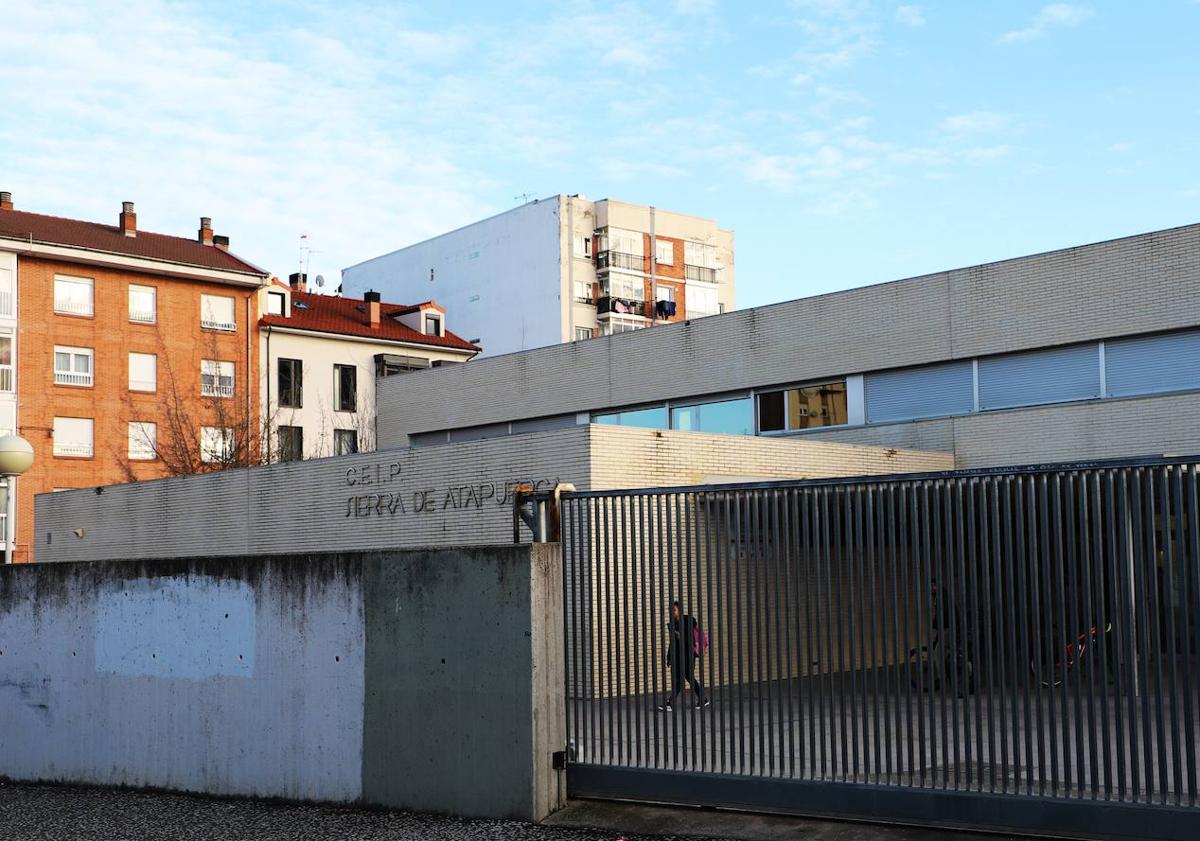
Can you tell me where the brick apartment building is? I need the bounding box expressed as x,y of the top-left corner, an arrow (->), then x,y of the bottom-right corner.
0,192 -> 269,561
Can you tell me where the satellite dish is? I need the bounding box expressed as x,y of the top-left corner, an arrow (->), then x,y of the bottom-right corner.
315,274 -> 326,288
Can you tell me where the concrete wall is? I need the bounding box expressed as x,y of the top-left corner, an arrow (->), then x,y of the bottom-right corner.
342,198 -> 563,357
35,425 -> 948,564
0,545 -> 564,820
373,222 -> 1200,465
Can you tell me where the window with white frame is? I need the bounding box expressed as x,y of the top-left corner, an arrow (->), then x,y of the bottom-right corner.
574,280 -> 594,303
266,291 -> 285,316
686,284 -> 719,316
128,352 -> 157,392
655,238 -> 674,265
602,316 -> 644,335
201,360 -> 234,397
656,285 -> 676,302
54,346 -> 93,387
684,241 -> 718,268
54,275 -> 93,316
128,284 -> 157,323
128,422 -> 157,460
607,227 -> 644,256
200,426 -> 234,464
53,417 -> 94,457
575,327 -> 593,341
605,275 -> 645,301
0,266 -> 13,317
200,294 -> 236,331
0,329 -> 12,392
573,235 -> 592,258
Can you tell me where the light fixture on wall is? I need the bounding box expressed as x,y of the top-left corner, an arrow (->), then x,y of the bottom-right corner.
0,435 -> 34,565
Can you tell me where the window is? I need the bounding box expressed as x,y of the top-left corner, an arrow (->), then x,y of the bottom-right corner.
604,275 -> 645,301
684,241 -> 717,268
601,317 -> 644,335
54,346 -> 93,387
54,275 -> 93,316
865,361 -> 974,424
424,314 -> 441,335
1104,330 -> 1200,398
575,327 -> 593,342
594,405 -> 668,429
200,294 -> 236,331
53,417 -> 94,457
200,427 -> 234,464
977,344 -> 1100,411
686,284 -> 719,316
277,426 -> 303,462
757,381 -> 849,433
573,235 -> 592,258
655,238 -> 674,265
335,429 -> 358,456
266,291 -> 285,316
128,284 -> 156,323
375,354 -> 429,377
334,364 -> 357,412
0,330 -> 12,392
574,280 -> 594,303
278,358 -> 302,407
671,397 -> 754,436
201,360 -> 234,397
127,422 -> 157,460
0,266 -> 13,317
656,285 -> 676,302
128,352 -> 157,392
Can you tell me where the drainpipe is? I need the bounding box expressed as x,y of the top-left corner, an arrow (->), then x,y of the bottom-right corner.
265,324 -> 272,463
649,206 -> 656,324
567,196 -> 575,342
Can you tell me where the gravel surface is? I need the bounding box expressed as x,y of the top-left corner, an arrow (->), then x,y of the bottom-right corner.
0,780 -> 727,841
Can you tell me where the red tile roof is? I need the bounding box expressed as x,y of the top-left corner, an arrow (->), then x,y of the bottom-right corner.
260,290 -> 480,352
0,207 -> 265,275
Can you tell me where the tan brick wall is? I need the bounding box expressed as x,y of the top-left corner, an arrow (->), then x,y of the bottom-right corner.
17,256 -> 260,562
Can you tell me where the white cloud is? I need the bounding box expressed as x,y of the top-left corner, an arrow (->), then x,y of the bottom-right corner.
895,5 -> 926,27
938,111 -> 1012,135
998,4 -> 1093,45
1110,142 -> 1132,153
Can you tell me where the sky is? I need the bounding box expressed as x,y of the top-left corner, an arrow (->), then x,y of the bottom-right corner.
2,1 -> 1198,308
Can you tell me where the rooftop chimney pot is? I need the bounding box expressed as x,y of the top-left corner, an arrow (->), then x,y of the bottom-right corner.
288,272 -> 307,293
365,290 -> 381,327
119,201 -> 137,237
0,192 -> 11,211
198,216 -> 214,245
213,234 -> 230,252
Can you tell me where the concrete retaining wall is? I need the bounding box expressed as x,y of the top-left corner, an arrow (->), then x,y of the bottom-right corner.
0,545 -> 564,820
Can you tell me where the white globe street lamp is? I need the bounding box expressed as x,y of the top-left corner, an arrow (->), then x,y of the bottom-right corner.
0,435 -> 34,565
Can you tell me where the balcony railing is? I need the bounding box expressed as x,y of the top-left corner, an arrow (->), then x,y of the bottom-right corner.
596,297 -> 647,317
0,289 -> 12,318
54,442 -> 93,457
129,309 -> 156,324
685,264 -> 718,284
0,365 -> 11,392
55,371 -> 93,387
202,382 -> 235,398
574,295 -> 595,304
201,318 -> 237,332
596,251 -> 646,273
54,299 -> 93,316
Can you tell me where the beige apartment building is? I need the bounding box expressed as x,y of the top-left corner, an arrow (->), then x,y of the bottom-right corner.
257,275 -> 478,461
341,195 -> 735,357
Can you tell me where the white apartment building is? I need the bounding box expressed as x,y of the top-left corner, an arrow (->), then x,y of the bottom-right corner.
258,276 -> 478,461
341,195 -> 736,357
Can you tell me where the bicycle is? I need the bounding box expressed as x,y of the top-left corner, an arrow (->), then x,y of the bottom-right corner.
909,630 -> 974,695
1030,622 -> 1113,687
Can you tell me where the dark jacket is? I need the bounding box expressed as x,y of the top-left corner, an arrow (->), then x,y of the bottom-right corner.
667,614 -> 699,664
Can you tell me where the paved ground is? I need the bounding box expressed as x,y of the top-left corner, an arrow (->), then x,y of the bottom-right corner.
0,781 -> 1030,841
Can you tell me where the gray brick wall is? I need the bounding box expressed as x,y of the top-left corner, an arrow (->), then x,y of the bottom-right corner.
377,223 -> 1200,448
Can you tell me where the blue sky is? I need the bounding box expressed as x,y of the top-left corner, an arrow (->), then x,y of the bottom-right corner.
2,1 -> 1198,307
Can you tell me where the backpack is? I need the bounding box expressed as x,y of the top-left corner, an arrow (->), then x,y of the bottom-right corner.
693,623 -> 710,657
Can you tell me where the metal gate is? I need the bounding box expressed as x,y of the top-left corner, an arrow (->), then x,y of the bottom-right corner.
560,457 -> 1200,840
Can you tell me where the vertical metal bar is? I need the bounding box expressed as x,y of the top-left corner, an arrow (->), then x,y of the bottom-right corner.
733,490 -> 747,776
783,489 -> 798,780
964,478 -> 982,792
1118,470 -> 1143,801
649,494 -> 662,770
845,486 -> 863,782
1132,470 -> 1156,801
1037,474 -> 1059,797
896,483 -> 915,788
670,492 -> 684,770
765,490 -> 780,778
702,491 -> 716,773
564,498 -> 577,763
835,488 -> 851,782
1186,465 -> 1200,806
803,488 -> 819,781
1142,470 -> 1169,803
745,491 -> 760,776
918,481 -> 935,788
773,489 -> 789,780
619,493 -> 632,768
1016,476 -> 1037,797
1080,472 -> 1101,799
1169,465 -> 1196,807
947,479 -> 964,792
629,495 -> 643,769
681,493 -> 698,772
822,486 -> 838,781
606,494 -> 620,768
1051,473 -> 1072,798
985,478 -> 1004,794
721,491 -> 735,776
1065,473 -> 1086,800
1101,471 -> 1124,802
866,484 -> 884,786
1161,468 -> 1183,806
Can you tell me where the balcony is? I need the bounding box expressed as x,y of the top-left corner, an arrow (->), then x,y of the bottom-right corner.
685,264 -> 718,284
55,370 -> 93,387
596,251 -> 646,273
596,297 -> 647,318
129,308 -> 156,324
202,381 -> 234,398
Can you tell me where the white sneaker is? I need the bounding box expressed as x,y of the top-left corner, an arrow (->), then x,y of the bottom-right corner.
657,703 -> 673,712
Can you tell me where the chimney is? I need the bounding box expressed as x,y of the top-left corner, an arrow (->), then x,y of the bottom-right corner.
198,216 -> 214,245
288,272 -> 307,293
364,290 -> 381,326
0,192 -> 12,211
119,201 -> 136,237
213,234 -> 230,252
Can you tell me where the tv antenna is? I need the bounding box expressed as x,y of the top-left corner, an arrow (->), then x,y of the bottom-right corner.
514,192 -> 533,203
